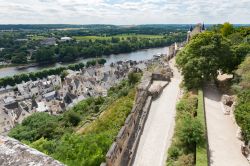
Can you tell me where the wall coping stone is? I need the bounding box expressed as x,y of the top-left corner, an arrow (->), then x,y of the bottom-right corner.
0,135 -> 64,166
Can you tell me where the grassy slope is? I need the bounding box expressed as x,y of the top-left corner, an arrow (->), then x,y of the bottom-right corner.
81,88 -> 136,135
52,88 -> 136,166
31,35 -> 46,40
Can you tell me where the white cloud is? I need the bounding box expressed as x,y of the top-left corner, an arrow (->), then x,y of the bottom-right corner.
0,0 -> 249,24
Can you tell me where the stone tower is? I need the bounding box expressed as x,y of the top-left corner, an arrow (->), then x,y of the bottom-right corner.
187,23 -> 205,42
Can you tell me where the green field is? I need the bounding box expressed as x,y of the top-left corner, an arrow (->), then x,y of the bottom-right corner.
31,34 -> 164,41
73,34 -> 164,41
31,35 -> 46,40
73,36 -> 111,41
115,34 -> 164,38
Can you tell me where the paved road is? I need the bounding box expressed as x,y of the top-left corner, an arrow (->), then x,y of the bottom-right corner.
132,59 -> 181,166
204,84 -> 249,166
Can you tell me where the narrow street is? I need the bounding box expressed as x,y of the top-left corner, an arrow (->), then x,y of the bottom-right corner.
132,58 -> 181,166
204,84 -> 249,166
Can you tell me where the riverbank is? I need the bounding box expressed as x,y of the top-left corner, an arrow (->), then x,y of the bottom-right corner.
0,63 -> 20,69
0,46 -> 169,78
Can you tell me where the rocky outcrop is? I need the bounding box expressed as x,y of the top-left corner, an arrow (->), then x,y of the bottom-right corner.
241,141 -> 250,162
221,95 -> 236,115
0,135 -> 64,166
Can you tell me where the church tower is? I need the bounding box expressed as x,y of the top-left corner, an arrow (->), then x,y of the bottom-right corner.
202,22 -> 205,31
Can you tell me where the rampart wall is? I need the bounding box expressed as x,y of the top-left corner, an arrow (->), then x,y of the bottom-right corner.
101,43 -> 179,166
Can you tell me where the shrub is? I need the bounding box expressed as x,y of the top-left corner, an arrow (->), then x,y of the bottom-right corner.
8,112 -> 62,141
168,146 -> 181,160
128,72 -> 141,85
176,154 -> 194,166
176,93 -> 198,120
118,87 -> 129,97
176,96 -> 197,115
167,92 -> 199,165
235,90 -> 250,141
63,111 -> 81,126
30,137 -> 57,155
236,56 -> 250,89
178,116 -> 204,149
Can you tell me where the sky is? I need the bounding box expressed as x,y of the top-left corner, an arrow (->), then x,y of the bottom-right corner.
0,0 -> 249,24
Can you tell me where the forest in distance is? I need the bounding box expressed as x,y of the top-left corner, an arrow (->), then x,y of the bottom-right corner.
0,24 -> 188,67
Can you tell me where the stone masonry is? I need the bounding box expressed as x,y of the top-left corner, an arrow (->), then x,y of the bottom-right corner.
102,61 -> 173,166
0,135 -> 64,166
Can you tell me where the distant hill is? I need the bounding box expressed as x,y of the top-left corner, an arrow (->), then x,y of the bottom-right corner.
0,24 -> 118,31
0,24 -> 249,31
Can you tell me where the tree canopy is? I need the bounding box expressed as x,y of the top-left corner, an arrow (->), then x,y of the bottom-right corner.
220,22 -> 234,37
176,22 -> 250,146
176,31 -> 232,89
8,112 -> 64,141
176,23 -> 250,89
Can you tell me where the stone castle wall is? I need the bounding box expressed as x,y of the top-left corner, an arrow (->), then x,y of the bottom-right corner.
101,43 -> 180,166
104,72 -> 152,166
103,67 -> 173,166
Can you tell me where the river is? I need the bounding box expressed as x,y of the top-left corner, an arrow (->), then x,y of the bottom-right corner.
0,46 -> 169,78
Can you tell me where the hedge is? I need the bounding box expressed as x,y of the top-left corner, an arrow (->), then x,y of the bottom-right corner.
196,90 -> 208,166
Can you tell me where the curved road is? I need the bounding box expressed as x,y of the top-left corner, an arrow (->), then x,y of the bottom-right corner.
132,58 -> 181,166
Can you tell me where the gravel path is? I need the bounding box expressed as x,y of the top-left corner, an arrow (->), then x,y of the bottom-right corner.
204,83 -> 249,166
132,59 -> 181,166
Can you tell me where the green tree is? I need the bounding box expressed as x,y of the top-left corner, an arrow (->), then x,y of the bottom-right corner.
228,32 -> 244,45
59,46 -> 79,62
231,44 -> 250,69
220,22 -> 234,37
176,31 -> 232,89
11,53 -> 27,64
36,47 -> 56,64
8,112 -> 62,141
97,58 -> 107,65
